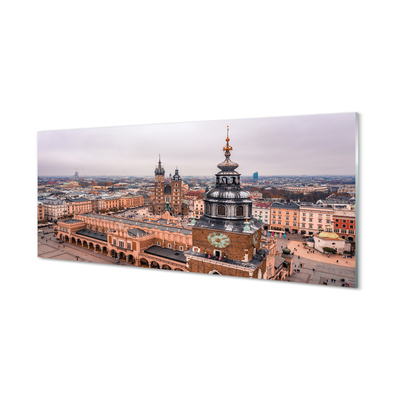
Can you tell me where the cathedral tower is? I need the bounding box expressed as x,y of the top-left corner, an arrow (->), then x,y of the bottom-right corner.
153,154 -> 165,215
171,167 -> 182,215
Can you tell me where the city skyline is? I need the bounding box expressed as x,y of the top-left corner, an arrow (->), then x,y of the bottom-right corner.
38,174 -> 356,179
37,113 -> 357,177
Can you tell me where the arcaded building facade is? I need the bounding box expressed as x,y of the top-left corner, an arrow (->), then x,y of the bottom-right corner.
56,213 -> 192,271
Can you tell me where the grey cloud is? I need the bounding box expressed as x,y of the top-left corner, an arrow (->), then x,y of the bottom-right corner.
38,113 -> 356,176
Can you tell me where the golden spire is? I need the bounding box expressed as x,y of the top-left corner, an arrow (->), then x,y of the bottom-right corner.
223,126 -> 232,153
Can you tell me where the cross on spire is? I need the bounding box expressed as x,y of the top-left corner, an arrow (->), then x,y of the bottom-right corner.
223,125 -> 232,154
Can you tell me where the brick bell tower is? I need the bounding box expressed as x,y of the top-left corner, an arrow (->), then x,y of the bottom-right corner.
154,154 -> 165,215
185,127 -> 269,279
171,167 -> 182,215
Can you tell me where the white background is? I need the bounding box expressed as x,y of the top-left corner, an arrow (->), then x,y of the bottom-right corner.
1,1 -> 399,399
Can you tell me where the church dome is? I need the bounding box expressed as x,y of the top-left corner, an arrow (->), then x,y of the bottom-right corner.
206,187 -> 251,199
217,157 -> 239,171
317,231 -> 340,239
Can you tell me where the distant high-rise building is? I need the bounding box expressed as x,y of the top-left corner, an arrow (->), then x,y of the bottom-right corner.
74,170 -> 79,180
253,172 -> 258,180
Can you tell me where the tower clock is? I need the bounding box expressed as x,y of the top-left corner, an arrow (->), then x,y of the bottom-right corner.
207,232 -> 231,248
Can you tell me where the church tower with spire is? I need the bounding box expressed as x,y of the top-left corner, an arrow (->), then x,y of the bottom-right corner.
153,154 -> 165,215
150,155 -> 184,216
185,127 -> 269,278
171,166 -> 182,215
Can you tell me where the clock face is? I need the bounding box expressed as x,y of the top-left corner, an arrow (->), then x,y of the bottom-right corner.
207,232 -> 231,249
252,231 -> 260,246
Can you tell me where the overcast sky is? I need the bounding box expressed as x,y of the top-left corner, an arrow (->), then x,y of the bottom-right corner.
37,113 -> 356,177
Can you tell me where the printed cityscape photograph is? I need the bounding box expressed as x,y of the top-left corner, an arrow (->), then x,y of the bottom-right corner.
37,113 -> 358,288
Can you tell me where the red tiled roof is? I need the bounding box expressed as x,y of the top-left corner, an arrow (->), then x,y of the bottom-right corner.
253,202 -> 272,208
185,190 -> 202,196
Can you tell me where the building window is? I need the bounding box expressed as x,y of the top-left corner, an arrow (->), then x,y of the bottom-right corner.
350,225 -> 354,229
349,230 -> 354,234
343,220 -> 346,223
341,229 -> 347,233
342,225 -> 346,228
236,205 -> 244,216
180,246 -> 183,251
334,228 -> 339,233
168,243 -> 171,248
309,224 -> 313,228
157,241 -> 161,245
286,222 -> 289,225
217,204 -> 226,215
127,243 -> 131,250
